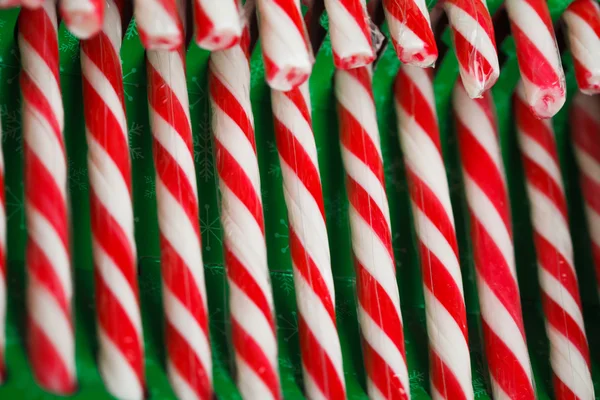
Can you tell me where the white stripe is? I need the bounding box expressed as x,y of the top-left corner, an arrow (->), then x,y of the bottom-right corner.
341,147 -> 391,227
98,327 -> 144,400
564,11 -> 600,84
87,133 -> 135,246
518,132 -> 564,191
325,0 -> 373,61
147,51 -> 191,116
235,356 -> 277,400
196,0 -> 241,38
210,47 -> 253,121
464,175 -> 517,279
93,239 -> 142,334
134,0 -> 180,45
281,161 -> 335,297
168,360 -> 201,400
547,326 -> 595,400
424,290 -> 473,399
477,277 -> 534,384
400,65 -> 437,111
151,110 -> 198,197
367,378 -> 389,400
574,145 -> 600,186
383,12 -> 430,66
349,207 -> 401,314
584,205 -> 600,248
302,371 -> 328,400
538,268 -> 585,330
490,376 -> 512,400
164,287 -> 212,381
573,93 -> 600,124
27,207 -> 71,299
29,279 -> 75,377
359,305 -> 409,393
81,53 -> 127,137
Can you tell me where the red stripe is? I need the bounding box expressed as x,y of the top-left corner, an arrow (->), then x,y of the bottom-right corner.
430,352 -> 467,400
362,339 -> 409,400
194,0 -> 216,43
571,111 -> 600,164
521,156 -> 569,221
553,374 -> 580,400
21,74 -> 63,146
284,88 -> 311,125
581,174 -> 600,220
452,29 -> 495,85
18,8 -> 60,84
447,0 -> 496,38
520,0 -> 555,33
225,248 -> 276,335
338,0 -> 371,41
271,0 -> 309,50
273,119 -> 326,219
383,0 -> 436,57
515,99 -> 561,161
346,67 -> 374,101
573,58 -> 599,93
568,0 -> 600,37
298,316 -> 346,399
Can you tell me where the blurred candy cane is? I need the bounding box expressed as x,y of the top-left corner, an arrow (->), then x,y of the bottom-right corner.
194,0 -> 242,50
515,82 -> 594,400
571,93 -> 600,298
20,0 -> 44,8
257,0 -> 313,90
382,0 -> 437,67
443,0 -> 499,98
395,66 -> 473,400
134,0 -> 183,50
60,0 -> 105,39
324,0 -> 374,69
506,0 -> 566,118
147,46 -> 213,400
18,1 -> 77,394
80,1 -> 145,398
563,0 -> 600,95
209,30 -> 281,400
454,82 -> 536,400
272,82 -> 346,399
335,67 -> 410,400
0,112 -> 5,384
0,0 -> 21,8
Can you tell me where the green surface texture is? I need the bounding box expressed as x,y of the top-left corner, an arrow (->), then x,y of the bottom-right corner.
0,1 -> 599,399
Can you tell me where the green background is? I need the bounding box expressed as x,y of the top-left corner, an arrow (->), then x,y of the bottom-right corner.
0,0 -> 598,398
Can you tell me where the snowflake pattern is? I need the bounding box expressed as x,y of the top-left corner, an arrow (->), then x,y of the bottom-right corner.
0,18 -> 5,29
128,122 -> 144,160
122,68 -> 140,101
335,298 -> 354,322
144,175 -> 155,199
268,163 -> 281,178
0,103 -> 21,143
276,272 -> 294,295
325,192 -> 347,228
68,159 -> 88,191
200,204 -> 221,251
5,183 -> 25,231
472,376 -> 488,398
409,370 -> 426,394
277,311 -> 299,342
274,218 -> 289,254
250,60 -> 265,88
194,131 -> 215,183
125,18 -> 138,41
189,76 -> 207,110
59,30 -> 79,62
205,262 -> 225,276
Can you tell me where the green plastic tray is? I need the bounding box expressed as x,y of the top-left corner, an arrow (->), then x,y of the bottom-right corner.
0,1 -> 598,398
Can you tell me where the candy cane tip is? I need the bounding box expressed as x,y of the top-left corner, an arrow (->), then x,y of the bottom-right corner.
19,0 -> 43,8
196,29 -> 241,51
580,78 -> 600,95
336,52 -> 376,70
0,0 -> 21,8
143,35 -> 183,51
527,86 -> 566,119
461,70 -> 499,99
61,11 -> 103,39
268,67 -> 311,91
397,46 -> 438,68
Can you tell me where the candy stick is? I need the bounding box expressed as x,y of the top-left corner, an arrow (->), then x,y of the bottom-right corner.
134,0 -> 183,50
453,82 -> 536,399
0,111 -> 5,384
209,30 -> 281,400
506,0 -> 566,118
0,0 -> 21,8
563,0 -> 600,95
256,0 -> 313,91
324,0 -> 374,69
18,1 -> 76,394
80,1 -> 145,398
147,40 -> 213,400
335,67 -> 409,400
571,92 -> 600,298
443,0 -> 499,98
515,82 -> 595,400
194,0 -> 242,50
382,0 -> 437,67
19,0 -> 44,8
271,81 -> 346,399
394,67 -> 473,400
60,0 -> 105,39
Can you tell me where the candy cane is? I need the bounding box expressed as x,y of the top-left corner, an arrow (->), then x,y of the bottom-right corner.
209,31 -> 281,400
272,81 -> 346,399
80,1 -> 146,398
335,67 -> 409,400
571,92 -> 600,299
454,82 -> 536,399
563,0 -> 600,95
443,0 -> 499,98
506,0 -> 566,118
324,0 -> 374,69
147,42 -> 213,400
0,110 -> 5,384
194,0 -> 242,50
256,0 -> 312,91
60,0 -> 105,39
0,0 -> 21,8
134,0 -> 183,50
382,0 -> 437,67
18,1 -> 76,394
19,0 -> 44,8
394,66 -> 473,400
515,82 -> 594,400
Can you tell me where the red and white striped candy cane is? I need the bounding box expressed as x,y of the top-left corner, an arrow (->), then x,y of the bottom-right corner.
209,31 -> 281,400
443,0 -> 499,98
506,0 -> 566,118
256,0 -> 313,91
515,82 -> 595,400
134,0 -> 184,50
563,0 -> 600,95
394,66 -> 473,400
382,0 -> 437,67
0,0 -> 21,8
571,92 -> 600,298
18,1 -> 77,394
19,0 -> 44,8
324,0 -> 374,69
194,0 -> 242,50
80,1 -> 145,398
147,46 -> 213,400
335,67 -> 410,400
272,81 -> 346,399
454,82 -> 536,399
0,111 -> 5,384
60,0 -> 105,39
